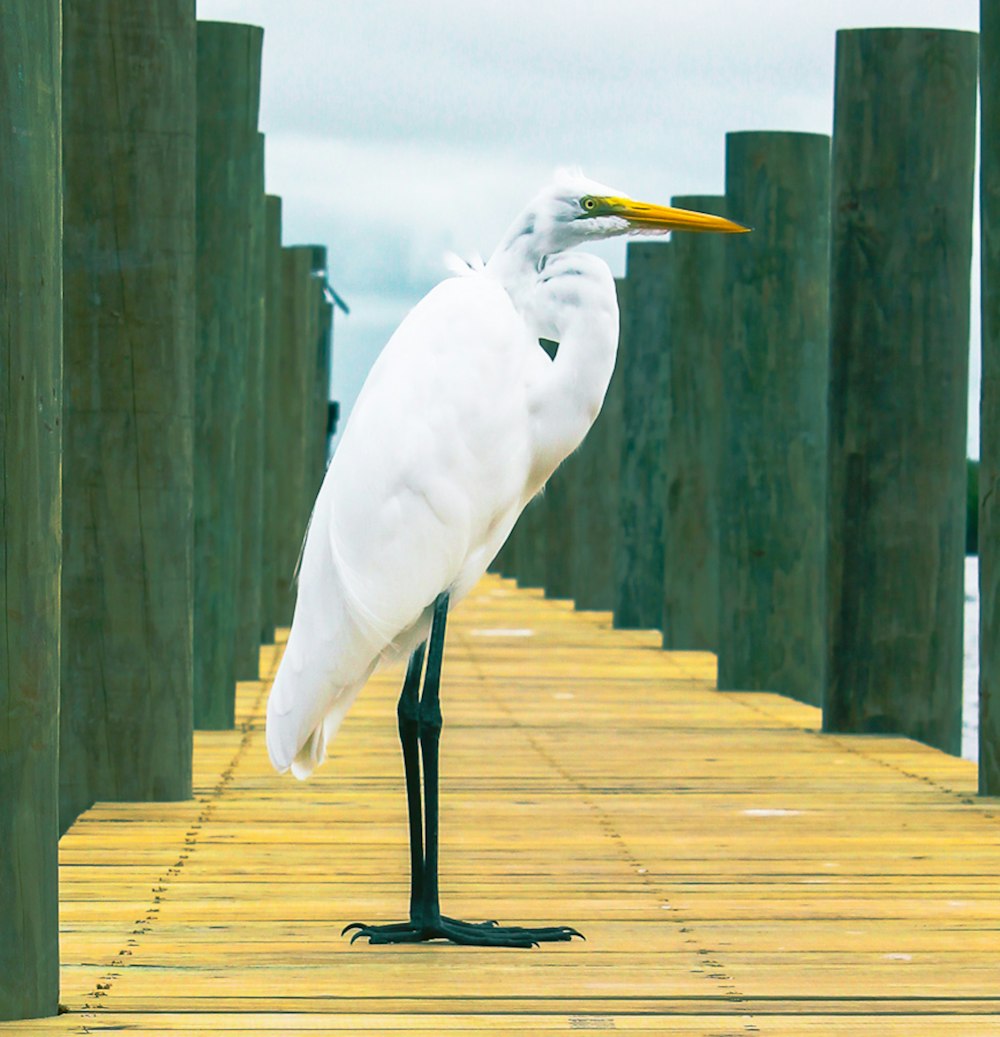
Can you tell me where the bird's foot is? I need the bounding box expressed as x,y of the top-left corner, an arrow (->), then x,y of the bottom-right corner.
342,916 -> 583,948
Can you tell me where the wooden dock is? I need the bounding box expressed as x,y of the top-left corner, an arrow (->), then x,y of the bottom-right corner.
5,575 -> 1000,1036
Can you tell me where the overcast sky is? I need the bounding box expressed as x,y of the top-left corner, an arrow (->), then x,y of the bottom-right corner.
197,0 -> 982,455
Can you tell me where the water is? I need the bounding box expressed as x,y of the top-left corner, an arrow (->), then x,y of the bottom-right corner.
963,555 -> 979,762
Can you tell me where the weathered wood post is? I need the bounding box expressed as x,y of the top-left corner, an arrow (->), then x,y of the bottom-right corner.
545,450 -> 581,600
60,0 -> 196,828
262,194 -> 283,643
983,0 -> 1000,793
719,131 -> 830,705
234,132 -> 267,680
194,21 -> 263,726
0,0 -> 61,1020
661,195 -> 729,649
825,29 -> 977,752
232,131 -> 265,680
615,243 -> 671,629
274,246 -> 317,628
516,496 -> 549,589
570,277 -> 627,612
308,245 -> 333,504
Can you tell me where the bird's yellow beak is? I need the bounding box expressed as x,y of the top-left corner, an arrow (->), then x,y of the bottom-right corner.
604,196 -> 750,234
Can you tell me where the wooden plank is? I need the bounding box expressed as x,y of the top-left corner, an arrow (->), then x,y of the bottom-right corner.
6,576 -> 998,1033
719,131 -> 830,706
193,21 -> 263,726
825,29 -> 978,752
981,0 -> 1000,793
0,0 -> 61,1020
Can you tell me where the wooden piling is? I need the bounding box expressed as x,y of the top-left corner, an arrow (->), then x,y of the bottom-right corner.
194,21 -> 263,726
308,245 -> 333,506
615,244 -> 670,630
261,194 -> 283,644
274,247 -> 317,628
719,131 -> 831,705
60,0 -> 196,828
983,0 -> 1000,793
234,133 -> 267,681
544,451 -> 581,600
661,195 -> 728,650
0,0 -> 61,1020
825,29 -> 977,752
570,278 -> 627,612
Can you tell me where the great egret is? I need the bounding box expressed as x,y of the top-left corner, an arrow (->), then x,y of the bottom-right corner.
266,171 -> 747,947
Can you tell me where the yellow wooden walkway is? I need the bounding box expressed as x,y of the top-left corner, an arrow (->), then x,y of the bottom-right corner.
5,575 -> 1000,1036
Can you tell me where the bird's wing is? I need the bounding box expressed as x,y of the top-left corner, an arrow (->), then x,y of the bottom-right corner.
318,273 -> 537,651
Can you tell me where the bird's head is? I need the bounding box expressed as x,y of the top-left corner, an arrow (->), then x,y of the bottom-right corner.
492,169 -> 748,269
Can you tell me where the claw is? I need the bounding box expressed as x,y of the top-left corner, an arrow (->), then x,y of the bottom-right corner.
341,922 -> 365,936
350,929 -> 370,944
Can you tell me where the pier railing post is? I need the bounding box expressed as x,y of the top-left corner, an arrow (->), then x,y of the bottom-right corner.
194,20 -> 263,726
262,194 -> 283,643
720,131 -> 831,705
0,0 -> 61,1020
60,0 -> 197,827
234,132 -> 267,681
274,246 -> 317,628
662,195 -> 728,650
982,4 -> 1000,792
308,245 -> 334,504
825,29 -> 977,752
616,243 -> 671,630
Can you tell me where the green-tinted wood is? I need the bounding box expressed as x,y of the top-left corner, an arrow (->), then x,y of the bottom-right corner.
516,494 -> 549,589
661,195 -> 728,651
825,29 -> 977,753
261,194 -> 283,644
60,0 -> 195,829
720,131 -> 830,706
307,245 -> 332,509
544,447 -> 581,600
274,247 -> 317,628
571,277 -> 627,612
194,21 -> 263,727
0,0 -> 61,1020
983,0 -> 1000,793
615,243 -> 670,630
234,133 -> 266,680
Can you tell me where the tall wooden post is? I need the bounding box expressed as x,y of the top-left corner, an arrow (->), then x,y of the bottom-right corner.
545,451 -> 581,600
661,195 -> 729,650
983,0 -> 1000,793
570,277 -> 627,612
194,21 -> 263,726
615,243 -> 671,630
262,194 -> 283,644
274,247 -> 317,628
308,245 -> 333,506
60,0 -> 196,829
719,131 -> 831,705
516,496 -> 548,589
234,133 -> 266,680
0,0 -> 61,1020
825,29 -> 977,752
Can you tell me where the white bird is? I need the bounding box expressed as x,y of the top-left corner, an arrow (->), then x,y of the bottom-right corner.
266,170 -> 747,947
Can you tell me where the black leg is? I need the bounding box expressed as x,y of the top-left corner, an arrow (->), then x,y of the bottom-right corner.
344,591 -> 583,948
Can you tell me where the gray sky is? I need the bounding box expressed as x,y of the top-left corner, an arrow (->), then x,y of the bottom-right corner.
197,0 -> 982,455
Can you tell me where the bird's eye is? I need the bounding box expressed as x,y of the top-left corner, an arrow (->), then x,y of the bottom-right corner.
582,197 -> 597,211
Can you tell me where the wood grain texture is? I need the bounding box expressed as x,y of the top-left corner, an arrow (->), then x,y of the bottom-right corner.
260,195 -> 283,645
234,134 -> 266,681
60,0 -> 195,831
616,245 -> 670,630
570,278 -> 626,613
981,3 -> 1000,795
272,247 -> 316,628
719,131 -> 830,706
0,0 -> 61,1020
825,29 -> 977,752
662,196 -> 728,651
17,577 -> 1000,1034
307,245 -> 332,510
193,22 -> 263,728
